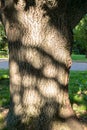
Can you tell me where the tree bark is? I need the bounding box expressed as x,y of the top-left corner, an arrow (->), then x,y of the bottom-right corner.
0,0 -> 84,130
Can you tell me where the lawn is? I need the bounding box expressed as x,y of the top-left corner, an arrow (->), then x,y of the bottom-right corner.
0,69 -> 9,130
0,69 -> 87,129
69,71 -> 87,117
71,54 -> 87,62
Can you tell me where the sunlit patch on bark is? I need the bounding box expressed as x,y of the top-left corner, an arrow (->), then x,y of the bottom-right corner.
14,103 -> 23,116
13,93 -> 21,104
38,79 -> 58,98
10,60 -> 21,86
31,20 -> 42,44
42,63 -> 57,78
12,92 -> 22,117
21,7 -> 49,47
23,90 -> 44,116
49,121 -> 70,130
25,48 -> 43,69
43,27 -> 68,62
22,74 -> 37,88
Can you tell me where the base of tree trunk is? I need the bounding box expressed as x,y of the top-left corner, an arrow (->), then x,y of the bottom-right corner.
7,114 -> 83,130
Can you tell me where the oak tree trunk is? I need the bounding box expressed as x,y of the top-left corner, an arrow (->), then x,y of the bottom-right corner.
0,0 -> 83,130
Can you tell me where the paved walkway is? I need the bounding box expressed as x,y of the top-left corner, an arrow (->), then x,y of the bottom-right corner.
71,62 -> 87,71
0,59 -> 9,69
0,59 -> 87,71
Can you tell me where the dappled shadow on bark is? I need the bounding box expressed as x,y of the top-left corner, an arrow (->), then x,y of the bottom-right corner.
5,41 -> 83,130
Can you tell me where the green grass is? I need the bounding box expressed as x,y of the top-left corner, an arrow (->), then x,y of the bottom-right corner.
0,69 -> 9,130
0,69 -> 9,80
0,79 -> 10,107
71,54 -> 87,62
69,71 -> 87,115
0,69 -> 87,129
0,70 -> 10,107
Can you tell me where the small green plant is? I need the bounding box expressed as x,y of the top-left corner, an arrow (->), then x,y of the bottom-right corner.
0,23 -> 8,59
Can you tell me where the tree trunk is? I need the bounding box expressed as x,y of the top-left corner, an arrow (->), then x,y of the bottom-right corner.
0,1 -> 83,130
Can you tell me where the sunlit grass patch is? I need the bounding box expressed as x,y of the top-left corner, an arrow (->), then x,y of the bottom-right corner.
71,54 -> 87,62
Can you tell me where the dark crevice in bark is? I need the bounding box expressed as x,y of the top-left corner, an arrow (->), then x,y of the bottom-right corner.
24,0 -> 36,11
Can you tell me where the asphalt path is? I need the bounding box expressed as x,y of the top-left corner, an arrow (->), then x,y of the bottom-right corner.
71,62 -> 87,71
0,59 -> 87,71
0,59 -> 9,69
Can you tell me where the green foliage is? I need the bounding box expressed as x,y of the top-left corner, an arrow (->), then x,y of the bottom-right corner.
0,23 -> 8,50
73,14 -> 87,54
0,23 -> 8,58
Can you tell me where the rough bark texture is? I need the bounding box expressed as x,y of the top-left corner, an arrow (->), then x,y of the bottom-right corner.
0,0 -> 86,130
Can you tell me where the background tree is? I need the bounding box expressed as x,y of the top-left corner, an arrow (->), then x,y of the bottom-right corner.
0,0 -> 87,130
73,14 -> 87,56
